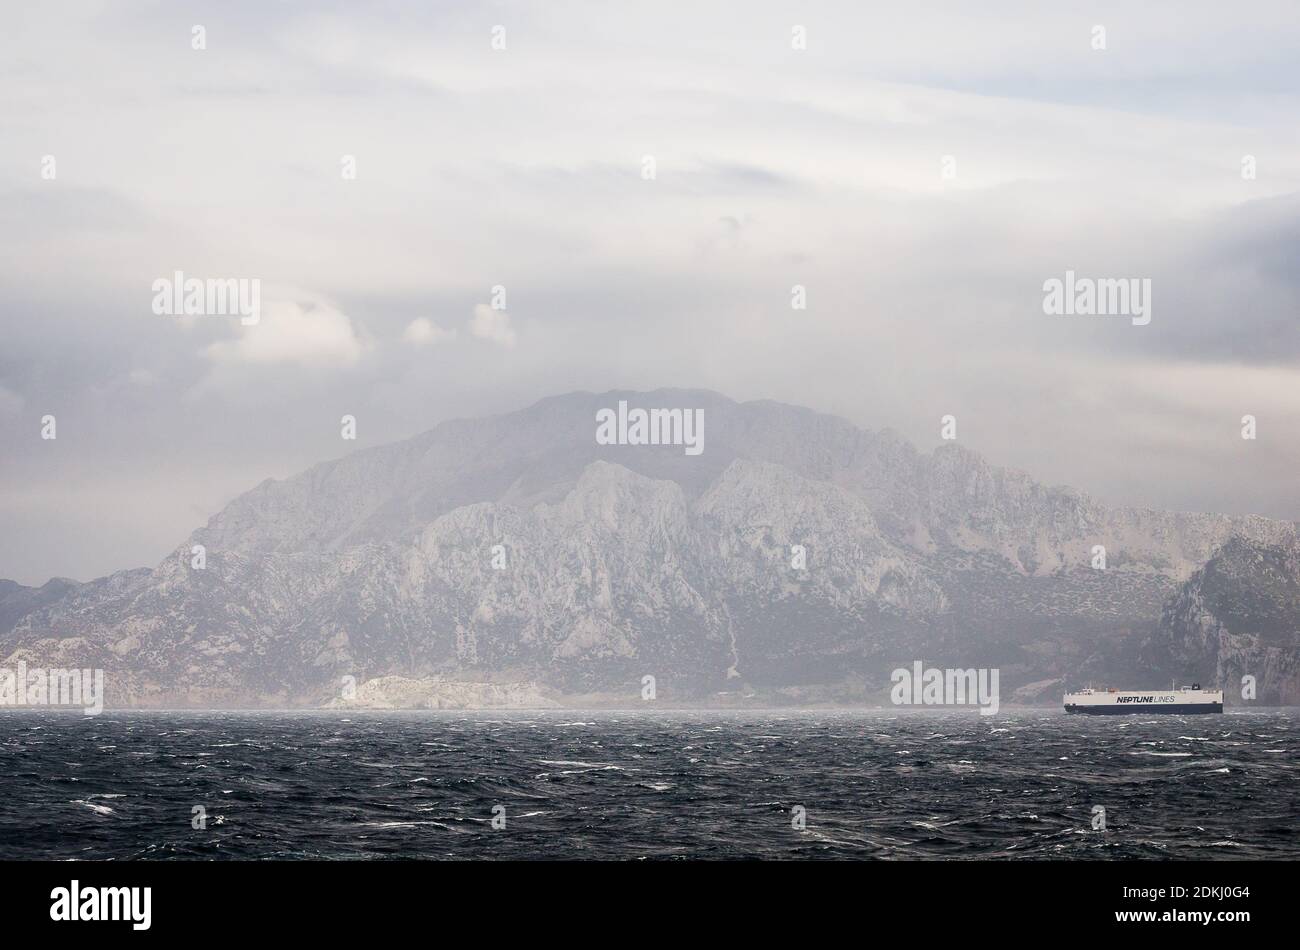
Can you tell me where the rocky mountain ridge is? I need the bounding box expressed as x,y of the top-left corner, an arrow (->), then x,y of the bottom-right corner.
1,389 -> 1295,706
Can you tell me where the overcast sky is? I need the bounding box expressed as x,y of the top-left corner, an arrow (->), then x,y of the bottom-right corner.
2,1 -> 1299,585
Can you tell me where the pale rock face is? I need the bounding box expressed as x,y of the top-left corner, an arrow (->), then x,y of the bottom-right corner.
326,675 -> 558,710
1010,678 -> 1065,703
111,636 -> 141,657
0,389 -> 1295,706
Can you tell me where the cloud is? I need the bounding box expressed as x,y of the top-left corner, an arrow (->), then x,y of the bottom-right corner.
470,304 -> 517,347
402,318 -> 456,346
3,1 -> 1300,584
204,295 -> 368,368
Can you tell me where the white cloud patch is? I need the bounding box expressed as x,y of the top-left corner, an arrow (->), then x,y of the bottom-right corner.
205,296 -> 368,368
402,317 -> 456,346
470,304 -> 516,347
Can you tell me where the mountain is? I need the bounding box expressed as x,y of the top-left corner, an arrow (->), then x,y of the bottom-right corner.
1152,536 -> 1300,705
0,577 -> 84,633
1,389 -> 1295,707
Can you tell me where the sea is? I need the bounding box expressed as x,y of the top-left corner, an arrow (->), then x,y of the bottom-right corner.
1,709 -> 1295,860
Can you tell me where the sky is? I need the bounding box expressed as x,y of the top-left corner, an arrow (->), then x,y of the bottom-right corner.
1,1 -> 1299,585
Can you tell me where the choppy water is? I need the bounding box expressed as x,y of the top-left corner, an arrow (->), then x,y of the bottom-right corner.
0,710 -> 1295,859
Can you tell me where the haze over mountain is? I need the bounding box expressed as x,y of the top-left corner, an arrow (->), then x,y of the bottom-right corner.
2,389 -> 1296,706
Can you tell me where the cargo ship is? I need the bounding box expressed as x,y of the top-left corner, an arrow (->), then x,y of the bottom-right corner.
1063,684 -> 1223,715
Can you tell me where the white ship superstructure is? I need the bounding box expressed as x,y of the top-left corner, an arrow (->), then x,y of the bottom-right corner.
1063,684 -> 1223,715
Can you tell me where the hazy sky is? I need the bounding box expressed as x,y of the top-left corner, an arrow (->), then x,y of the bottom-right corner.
2,1 -> 1299,585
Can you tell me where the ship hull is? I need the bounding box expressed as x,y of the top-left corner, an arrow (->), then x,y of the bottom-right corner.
1065,702 -> 1222,715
